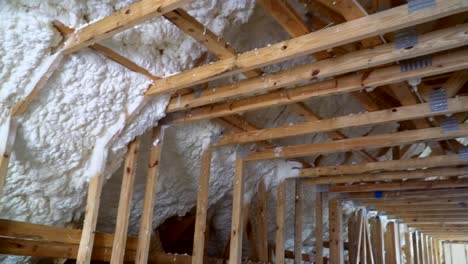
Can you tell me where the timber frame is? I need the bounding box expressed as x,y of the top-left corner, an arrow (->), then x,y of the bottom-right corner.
1,0 -> 468,263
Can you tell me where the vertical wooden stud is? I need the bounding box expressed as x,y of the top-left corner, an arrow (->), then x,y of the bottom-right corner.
385,221 -> 401,264
404,227 -> 414,264
294,179 -> 303,264
371,216 -> 385,264
329,199 -> 343,264
229,158 -> 244,264
419,233 -> 425,264
257,180 -> 268,262
76,172 -> 105,263
136,128 -> 163,264
315,191 -> 324,264
192,148 -> 213,264
275,181 -> 286,264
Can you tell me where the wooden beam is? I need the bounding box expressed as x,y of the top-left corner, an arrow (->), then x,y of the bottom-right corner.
385,222 -> 401,264
294,179 -> 303,264
346,188 -> 468,200
162,24 -> 468,112
146,0 -> 468,95
330,178 -> 468,193
329,199 -> 344,264
275,182 -> 286,264
374,204 -> 468,211
62,0 -> 190,54
256,180 -> 268,262
418,233 -> 426,264
404,226 -> 414,264
136,128 -> 163,264
301,154 -> 467,177
381,210 -> 468,216
303,166 -> 468,185
361,196 -> 468,206
167,48 -> 468,123
370,216 -> 385,264
245,124 -> 468,161
256,0 -> 330,60
215,96 -> 468,146
77,173 -> 105,264
412,231 -> 419,264
192,148 -> 212,264
111,137 -> 140,263
229,159 -> 245,264
315,191 -> 324,264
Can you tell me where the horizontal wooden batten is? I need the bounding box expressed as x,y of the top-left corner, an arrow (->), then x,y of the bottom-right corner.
301,166 -> 468,185
301,154 -> 468,177
383,210 -> 468,216
373,204 -> 468,211
214,96 -> 468,146
330,178 -> 468,193
362,196 -> 468,205
62,0 -> 190,54
162,24 -> 468,112
146,0 -> 468,95
167,48 -> 468,123
344,188 -> 468,200
245,124 -> 468,161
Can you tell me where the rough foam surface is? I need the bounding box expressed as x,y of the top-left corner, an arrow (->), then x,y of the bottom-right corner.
0,1 -> 405,263
0,1 -> 255,263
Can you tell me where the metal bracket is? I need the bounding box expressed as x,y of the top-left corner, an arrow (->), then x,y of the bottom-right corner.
408,0 -> 436,13
194,87 -> 202,98
395,27 -> 418,49
428,89 -> 448,113
441,117 -> 459,132
400,55 -> 432,72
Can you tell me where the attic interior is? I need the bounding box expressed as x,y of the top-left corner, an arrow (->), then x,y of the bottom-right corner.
1,0 -> 468,263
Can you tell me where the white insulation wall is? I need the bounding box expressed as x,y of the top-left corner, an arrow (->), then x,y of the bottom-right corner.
0,1 -> 401,263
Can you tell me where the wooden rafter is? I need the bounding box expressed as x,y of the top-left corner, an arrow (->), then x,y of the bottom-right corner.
163,24 -> 468,112
214,96 -> 468,146
146,0 -> 468,95
245,124 -> 468,161
167,48 -> 468,123
62,0 -> 190,54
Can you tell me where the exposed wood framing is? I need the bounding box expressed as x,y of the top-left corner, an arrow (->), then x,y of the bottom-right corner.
62,0 -> 190,54
330,178 -> 468,193
385,222 -> 401,264
329,199 -> 343,264
245,124 -> 468,161
136,128 -> 163,264
294,179 -> 303,264
371,216 -> 385,264
315,191 -> 324,264
303,166 -> 467,185
300,154 -> 467,177
256,180 -> 268,262
214,96 -> 468,146
162,24 -> 468,112
77,173 -> 105,263
111,137 -> 140,263
275,181 -> 286,264
229,158 -> 245,264
146,0 -> 468,95
192,148 -> 212,264
167,48 -> 468,123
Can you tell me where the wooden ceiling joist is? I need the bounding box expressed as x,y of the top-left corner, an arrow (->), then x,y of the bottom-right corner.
300,154 -> 468,177
146,0 -> 468,96
330,178 -> 468,193
244,124 -> 468,161
62,0 -> 190,54
163,24 -> 468,113
372,204 -> 468,211
214,96 -> 468,146
302,166 -> 468,185
345,188 -> 468,200
167,48 -> 468,123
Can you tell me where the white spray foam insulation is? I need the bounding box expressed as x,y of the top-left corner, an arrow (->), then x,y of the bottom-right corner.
0,0 -> 256,262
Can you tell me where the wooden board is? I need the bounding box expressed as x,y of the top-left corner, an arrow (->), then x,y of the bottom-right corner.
111,137 -> 140,263
136,128 -> 163,264
146,0 -> 468,95
228,159 -> 245,264
62,0 -> 190,54
245,124 -> 468,161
